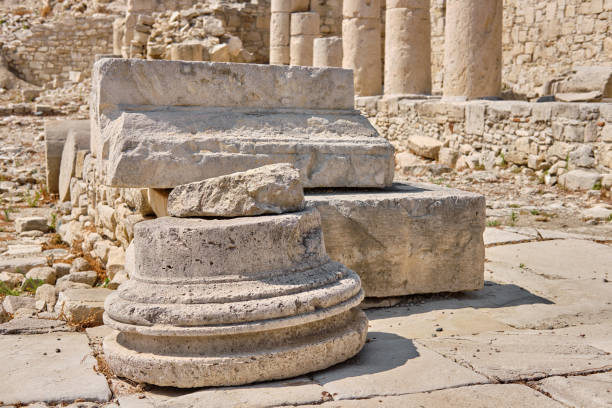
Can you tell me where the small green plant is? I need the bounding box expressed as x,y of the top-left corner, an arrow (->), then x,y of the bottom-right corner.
48,212 -> 57,233
24,190 -> 41,208
510,211 -> 518,226
474,164 -> 485,171
0,282 -> 20,296
2,207 -> 15,222
530,209 -> 540,216
487,219 -> 500,227
509,204 -> 520,209
511,167 -> 522,174
519,263 -> 526,269
608,214 -> 612,222
593,180 -> 602,191
21,278 -> 44,294
102,277 -> 111,288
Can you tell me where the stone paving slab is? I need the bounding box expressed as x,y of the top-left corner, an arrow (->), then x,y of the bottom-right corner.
533,372 -> 612,408
294,384 -> 563,407
118,378 -> 328,408
487,239 -> 612,281
484,227 -> 532,246
0,332 -> 111,405
311,331 -> 487,400
417,324 -> 612,382
0,317 -> 70,335
482,239 -> 612,328
367,307 -> 512,339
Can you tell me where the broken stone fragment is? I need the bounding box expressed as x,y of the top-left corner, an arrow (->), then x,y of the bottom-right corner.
56,288 -> 111,326
15,216 -> 49,233
167,163 -> 305,217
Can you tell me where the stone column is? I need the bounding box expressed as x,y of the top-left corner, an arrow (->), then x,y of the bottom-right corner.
270,0 -> 292,65
290,12 -> 320,66
443,0 -> 502,100
313,37 -> 343,67
384,0 -> 431,95
342,0 -> 382,96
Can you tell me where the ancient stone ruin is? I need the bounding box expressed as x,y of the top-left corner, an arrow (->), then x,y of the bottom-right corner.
0,0 -> 611,406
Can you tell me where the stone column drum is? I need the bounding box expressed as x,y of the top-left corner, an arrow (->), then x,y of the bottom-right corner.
443,0 -> 502,100
342,0 -> 382,96
313,37 -> 343,68
270,0 -> 292,65
290,12 -> 320,66
384,0 -> 431,95
103,209 -> 368,387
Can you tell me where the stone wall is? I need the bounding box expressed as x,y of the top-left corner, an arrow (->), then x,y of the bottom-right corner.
1,16 -> 114,86
357,96 -> 612,180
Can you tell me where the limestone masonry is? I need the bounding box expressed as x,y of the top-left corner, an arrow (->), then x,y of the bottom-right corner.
103,209 -> 368,387
91,58 -> 395,188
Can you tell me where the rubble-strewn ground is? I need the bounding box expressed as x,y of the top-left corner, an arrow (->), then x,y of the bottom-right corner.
0,111 -> 611,407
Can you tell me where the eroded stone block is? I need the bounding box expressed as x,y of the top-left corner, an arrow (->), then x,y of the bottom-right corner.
305,182 -> 485,297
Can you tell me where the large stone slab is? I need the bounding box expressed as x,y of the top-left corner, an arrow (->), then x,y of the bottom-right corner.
0,332 -> 111,405
91,59 -> 394,188
311,331 -> 487,399
418,328 -> 612,382
296,384 -> 564,407
534,372 -> 612,408
305,182 -> 485,297
119,378 -> 330,408
168,163 -> 304,217
44,120 -> 89,194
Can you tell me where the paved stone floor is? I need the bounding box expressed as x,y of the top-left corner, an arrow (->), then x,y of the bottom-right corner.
1,226 -> 611,407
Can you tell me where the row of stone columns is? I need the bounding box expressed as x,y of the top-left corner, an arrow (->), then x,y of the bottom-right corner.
269,0 -> 502,100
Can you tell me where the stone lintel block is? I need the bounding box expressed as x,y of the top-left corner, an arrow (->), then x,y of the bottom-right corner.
91,59 -> 355,118
305,182 -> 486,297
101,107 -> 394,189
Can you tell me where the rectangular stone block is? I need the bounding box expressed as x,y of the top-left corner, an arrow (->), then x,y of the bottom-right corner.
44,120 -> 89,194
91,59 -> 394,189
305,182 -> 485,297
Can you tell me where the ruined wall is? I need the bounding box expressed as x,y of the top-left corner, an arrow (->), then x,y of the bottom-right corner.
1,16 -> 114,86
357,96 -> 612,176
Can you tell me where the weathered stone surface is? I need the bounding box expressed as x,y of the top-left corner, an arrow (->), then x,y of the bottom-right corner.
534,372 -> 612,408
443,0 -> 502,99
290,12 -> 319,66
58,128 -> 90,202
35,283 -> 57,311
0,271 -> 24,289
559,169 -> 601,190
313,37 -> 343,68
4,244 -> 42,256
168,164 -> 304,217
15,216 -> 48,233
484,228 -> 531,246
582,204 -> 612,221
342,0 -> 382,96
0,256 -> 47,274
147,188 -> 170,217
56,288 -> 111,325
312,331 -> 487,399
305,183 -> 485,297
25,266 -> 56,285
384,0 -> 431,95
406,135 -> 443,159
0,332 -> 111,405
103,209 -> 367,387
419,327 -> 612,382
0,317 -> 69,335
57,271 -> 98,286
44,120 -> 89,194
106,246 -> 125,279
548,66 -> 612,98
299,384 -> 564,407
2,295 -> 36,314
91,59 -> 394,189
